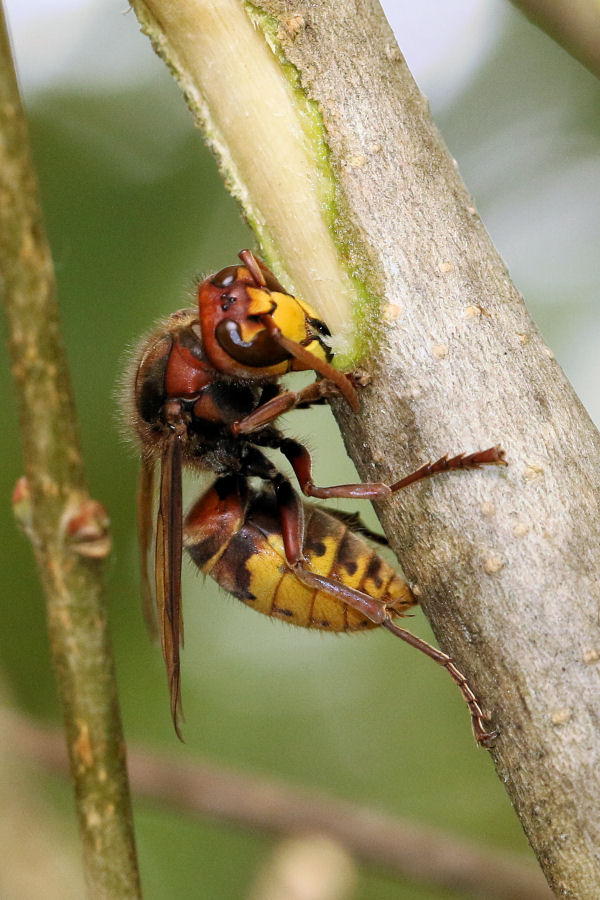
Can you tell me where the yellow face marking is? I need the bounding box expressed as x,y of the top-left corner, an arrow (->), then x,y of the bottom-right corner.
244,287 -> 329,374
246,286 -> 275,316
237,317 -> 267,343
291,339 -> 328,368
269,291 -> 310,344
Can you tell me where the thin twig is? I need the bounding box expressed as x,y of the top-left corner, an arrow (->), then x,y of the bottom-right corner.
6,709 -> 552,900
0,7 -> 140,897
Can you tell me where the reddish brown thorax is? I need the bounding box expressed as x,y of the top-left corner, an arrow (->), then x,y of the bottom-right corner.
164,334 -> 212,398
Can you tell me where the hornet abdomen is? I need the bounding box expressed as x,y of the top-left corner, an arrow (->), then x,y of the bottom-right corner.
185,480 -> 415,632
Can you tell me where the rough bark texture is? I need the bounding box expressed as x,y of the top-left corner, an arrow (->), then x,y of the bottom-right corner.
0,9 -> 141,897
129,1 -> 600,896
268,4 -> 600,896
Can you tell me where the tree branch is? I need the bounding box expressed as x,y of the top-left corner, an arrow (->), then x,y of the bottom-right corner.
128,0 -> 600,895
0,7 -> 140,896
7,708 -> 552,900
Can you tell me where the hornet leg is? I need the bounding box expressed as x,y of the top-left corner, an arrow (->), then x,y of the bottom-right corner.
277,438 -> 506,500
270,470 -> 497,748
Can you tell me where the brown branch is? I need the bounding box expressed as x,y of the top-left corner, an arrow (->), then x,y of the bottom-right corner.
128,1 -> 600,895
509,0 -> 600,79
0,7 -> 140,897
7,708 -> 552,900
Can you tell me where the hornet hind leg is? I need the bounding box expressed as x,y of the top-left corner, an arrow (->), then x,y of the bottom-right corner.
264,458 -> 498,748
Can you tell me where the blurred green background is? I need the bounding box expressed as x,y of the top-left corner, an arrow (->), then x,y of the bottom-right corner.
1,2 -> 599,898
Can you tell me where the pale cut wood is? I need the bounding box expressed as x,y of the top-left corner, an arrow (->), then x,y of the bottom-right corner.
129,1 -> 600,895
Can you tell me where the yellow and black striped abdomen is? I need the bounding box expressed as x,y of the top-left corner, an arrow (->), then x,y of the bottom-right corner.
202,494 -> 415,632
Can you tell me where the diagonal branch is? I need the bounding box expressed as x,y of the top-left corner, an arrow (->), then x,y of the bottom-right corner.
0,7 -> 141,896
8,708 -> 552,900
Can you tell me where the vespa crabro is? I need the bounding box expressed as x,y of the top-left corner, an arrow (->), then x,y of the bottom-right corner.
125,249 -> 505,745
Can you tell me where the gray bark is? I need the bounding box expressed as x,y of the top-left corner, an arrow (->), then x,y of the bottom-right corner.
283,4 -> 600,895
